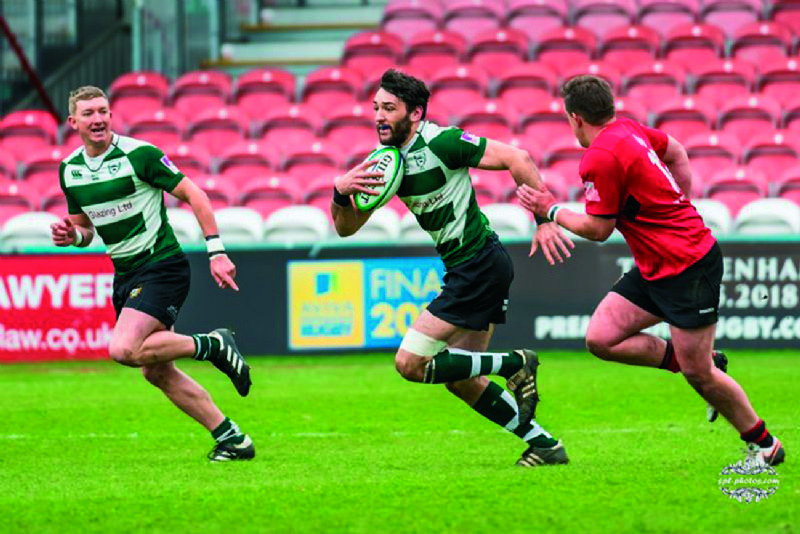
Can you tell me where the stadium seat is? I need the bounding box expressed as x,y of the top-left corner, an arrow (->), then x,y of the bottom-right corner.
731,22 -> 793,66
507,0 -> 568,43
599,25 -> 661,74
404,30 -> 467,79
109,71 -> 169,123
742,131 -> 800,180
41,184 -> 69,216
700,0 -> 762,37
341,31 -> 403,79
505,134 -> 545,165
19,146 -> 68,192
380,0 -> 442,37
282,141 -> 341,180
469,171 -> 504,206
185,106 -> 249,156
263,205 -> 330,244
256,104 -> 321,155
733,198 -> 800,235
663,23 -> 726,73
495,63 -> 559,114
127,109 -> 186,148
163,142 -> 212,177
684,131 -> 741,183
613,97 -> 648,123
303,175 -> 338,214
705,166 -> 769,216
622,61 -> 686,112
573,0 -> 636,37
322,103 -> 375,151
346,208 -> 401,242
343,139 -> 381,169
543,136 -> 585,180
239,175 -> 298,218
775,165 -> 800,205
481,204 -> 533,240
693,59 -> 755,109
0,182 -> 36,225
301,67 -> 363,116
174,176 -> 234,211
0,148 -> 17,180
519,98 -> 573,147
442,0 -> 505,42
560,62 -> 623,93
757,57 -> 800,106
770,0 -> 800,35
429,65 -> 490,116
59,126 -> 84,151
215,207 -> 264,243
785,96 -> 800,133
0,110 -> 58,160
467,29 -> 530,79
233,67 -> 296,120
171,70 -> 231,117
717,94 -> 782,145
534,26 -> 598,75
399,211 -> 430,242
652,96 -> 716,142
0,211 -> 59,247
166,207 -> 203,244
217,141 -> 276,189
636,0 -> 699,37
455,100 -> 516,140
691,198 -> 732,235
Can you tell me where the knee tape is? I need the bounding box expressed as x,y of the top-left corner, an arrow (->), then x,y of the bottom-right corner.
399,328 -> 447,356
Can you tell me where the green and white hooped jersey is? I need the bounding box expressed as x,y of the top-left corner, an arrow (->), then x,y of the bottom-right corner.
397,121 -> 495,269
59,134 -> 184,274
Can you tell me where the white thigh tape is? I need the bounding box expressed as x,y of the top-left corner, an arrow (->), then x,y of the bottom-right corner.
399,328 -> 447,356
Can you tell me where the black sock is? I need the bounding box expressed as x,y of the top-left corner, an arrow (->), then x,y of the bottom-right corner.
658,340 -> 681,373
740,419 -> 774,448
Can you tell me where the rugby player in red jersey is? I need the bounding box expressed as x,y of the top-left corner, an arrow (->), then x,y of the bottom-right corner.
517,75 -> 784,466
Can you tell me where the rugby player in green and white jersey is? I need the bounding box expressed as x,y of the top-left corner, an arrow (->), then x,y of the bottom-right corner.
332,69 -> 574,467
49,86 -> 254,462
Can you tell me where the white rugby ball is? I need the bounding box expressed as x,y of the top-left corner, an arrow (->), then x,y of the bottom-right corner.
353,146 -> 404,212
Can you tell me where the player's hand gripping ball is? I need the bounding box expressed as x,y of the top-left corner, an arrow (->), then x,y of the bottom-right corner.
353,147 -> 404,212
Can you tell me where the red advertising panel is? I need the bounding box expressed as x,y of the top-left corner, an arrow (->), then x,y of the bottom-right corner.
0,255 -> 115,362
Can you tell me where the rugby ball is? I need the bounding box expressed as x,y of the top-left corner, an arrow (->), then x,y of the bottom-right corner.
353,146 -> 404,212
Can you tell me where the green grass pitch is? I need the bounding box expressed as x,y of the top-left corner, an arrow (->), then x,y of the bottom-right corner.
1,351 -> 797,533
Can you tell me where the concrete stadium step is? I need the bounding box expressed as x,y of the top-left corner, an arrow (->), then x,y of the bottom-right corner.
243,5 -> 382,43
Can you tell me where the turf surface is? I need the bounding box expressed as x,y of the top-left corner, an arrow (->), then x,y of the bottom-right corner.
1,351 -> 797,533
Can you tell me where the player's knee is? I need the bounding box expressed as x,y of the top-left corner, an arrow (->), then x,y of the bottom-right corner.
142,363 -> 174,389
585,333 -> 613,360
394,352 -> 424,381
109,341 -> 139,367
681,364 -> 713,389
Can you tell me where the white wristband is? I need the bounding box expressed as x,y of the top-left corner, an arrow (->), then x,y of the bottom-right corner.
73,228 -> 84,247
205,235 -> 225,257
547,204 -> 561,223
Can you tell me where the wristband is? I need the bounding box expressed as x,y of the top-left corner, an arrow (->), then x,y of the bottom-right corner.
547,204 -> 562,223
73,228 -> 84,247
332,185 -> 351,207
205,234 -> 225,257
534,214 -> 551,225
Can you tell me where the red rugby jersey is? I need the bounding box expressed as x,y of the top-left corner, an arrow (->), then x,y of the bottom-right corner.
579,117 -> 716,280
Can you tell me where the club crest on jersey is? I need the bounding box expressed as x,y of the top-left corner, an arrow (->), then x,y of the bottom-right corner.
460,131 -> 480,146
107,160 -> 121,175
161,155 -> 180,174
584,182 -> 601,202
129,287 -> 142,299
408,150 -> 426,171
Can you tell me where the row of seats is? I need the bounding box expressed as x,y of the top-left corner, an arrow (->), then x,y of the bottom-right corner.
3,196 -> 798,250
382,0 -> 799,41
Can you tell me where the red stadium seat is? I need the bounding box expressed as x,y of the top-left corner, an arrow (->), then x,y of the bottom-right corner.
770,0 -> 800,35
685,131 -> 741,182
217,141 -> 277,189
341,31 -> 404,79
731,22 -> 793,66
775,164 -> 800,205
127,109 -> 186,148
757,57 -> 800,106
614,97 -> 649,123
186,107 -> 249,156
301,67 -> 363,116
429,64 -> 490,116
443,0 -> 505,42
637,0 -> 699,37
717,94 -> 782,145
234,68 -> 296,121
380,0 -> 442,37
534,26 -> 597,75
599,25 -> 661,74
573,0 -> 636,37
468,171 -> 503,206
256,104 -> 321,156
343,139 -> 380,169
560,62 -> 623,93
456,100 -> 516,140
506,134 -> 545,165
507,0 -> 568,43
495,63 -> 558,114
239,175 -> 298,217
663,23 -> 726,73
705,166 -> 768,216
519,98 -> 573,146
362,65 -> 428,101
0,148 -> 17,180
700,0 -> 762,37
467,29 -> 530,79
42,184 -> 69,216
742,131 -> 800,180
785,95 -> 800,132
693,59 -> 755,109
282,141 -> 341,180
405,30 -> 467,79
174,176 -> 234,210
322,103 -> 375,151
303,175 -> 339,214
0,181 -> 36,224
652,96 -> 716,142
622,61 -> 686,111
163,143 -> 212,176
172,70 -> 231,117
19,146 -> 69,192
543,135 -> 586,180
109,72 -> 169,123
0,110 -> 57,160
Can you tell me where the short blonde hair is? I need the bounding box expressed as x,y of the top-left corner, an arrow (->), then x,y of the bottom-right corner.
68,86 -> 108,115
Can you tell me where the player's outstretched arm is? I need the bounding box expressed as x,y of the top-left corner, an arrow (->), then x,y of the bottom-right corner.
170,177 -> 239,291
50,213 -> 95,247
330,160 -> 383,237
660,135 -> 692,197
517,184 -> 616,243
